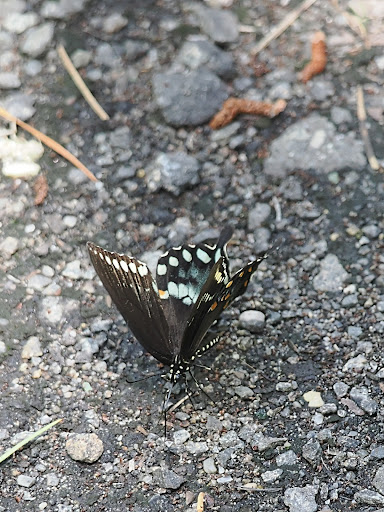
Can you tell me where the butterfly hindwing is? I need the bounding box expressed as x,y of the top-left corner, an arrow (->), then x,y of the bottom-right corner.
180,255 -> 266,361
87,242 -> 173,365
155,227 -> 233,350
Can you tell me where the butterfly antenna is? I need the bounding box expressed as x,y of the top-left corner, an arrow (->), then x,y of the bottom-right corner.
125,371 -> 164,384
188,369 -> 215,404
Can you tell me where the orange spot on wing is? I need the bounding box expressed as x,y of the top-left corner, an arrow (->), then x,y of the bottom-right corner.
159,289 -> 167,298
210,301 -> 218,311
226,280 -> 233,288
239,271 -> 244,278
243,280 -> 249,288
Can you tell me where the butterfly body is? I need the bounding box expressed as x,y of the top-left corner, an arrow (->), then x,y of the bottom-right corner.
87,227 -> 265,383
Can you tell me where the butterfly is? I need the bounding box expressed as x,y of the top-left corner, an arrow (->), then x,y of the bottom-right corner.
87,227 -> 265,388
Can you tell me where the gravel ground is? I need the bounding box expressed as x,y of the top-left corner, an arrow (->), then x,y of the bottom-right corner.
1,0 -> 384,511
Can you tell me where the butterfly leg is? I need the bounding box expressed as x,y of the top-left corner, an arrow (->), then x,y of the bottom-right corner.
184,372 -> 196,410
188,369 -> 215,404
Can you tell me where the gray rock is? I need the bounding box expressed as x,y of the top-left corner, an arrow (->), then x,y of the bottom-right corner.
62,260 -> 82,280
318,403 -> 337,415
284,485 -> 318,512
153,468 -> 186,490
341,294 -> 358,307
40,297 -> 63,324
198,7 -> 239,43
248,203 -> 271,229
46,472 -> 59,486
261,468 -> 283,482
17,475 -> 35,488
238,310 -> 265,333
27,274 -> 52,291
371,447 -> 384,459
41,0 -> 89,19
347,326 -> 363,338
20,22 -> 54,57
355,489 -> 384,505
1,92 -> 35,120
313,254 -> 349,292
276,450 -> 299,467
153,69 -> 228,126
146,152 -> 200,196
219,430 -> 243,449
176,40 -> 235,79
309,80 -> 335,101
343,354 -> 367,373
203,457 -> 217,474
302,438 -> 322,465
254,227 -> 271,253
185,441 -> 208,455
0,341 -> 6,355
264,114 -> 366,179
331,106 -> 352,125
102,13 -> 128,34
94,43 -> 119,67
3,12 -> 39,34
217,447 -> 234,468
0,236 -> 19,257
173,429 -> 190,445
24,60 -> 42,77
66,433 -> 104,463
71,49 -> 92,68
206,415 -> 223,431
0,72 -> 21,89
124,40 -> 150,61
252,433 -> 286,451
233,385 -> 254,398
21,336 -> 43,359
350,386 -> 378,414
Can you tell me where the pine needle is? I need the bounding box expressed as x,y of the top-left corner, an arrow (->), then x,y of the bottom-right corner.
252,0 -> 319,55
0,419 -> 63,464
356,85 -> 382,171
0,106 -> 98,182
57,44 -> 110,121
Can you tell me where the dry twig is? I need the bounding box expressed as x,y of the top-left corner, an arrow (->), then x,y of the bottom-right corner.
57,44 -> 110,121
356,85 -> 381,171
0,106 -> 98,182
210,98 -> 286,130
300,31 -> 327,83
252,0 -> 319,56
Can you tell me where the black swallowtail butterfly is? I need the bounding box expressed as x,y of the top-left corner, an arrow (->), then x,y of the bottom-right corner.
87,227 -> 265,389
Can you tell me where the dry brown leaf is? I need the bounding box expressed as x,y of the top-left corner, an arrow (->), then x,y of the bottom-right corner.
209,98 -> 287,129
300,31 -> 327,83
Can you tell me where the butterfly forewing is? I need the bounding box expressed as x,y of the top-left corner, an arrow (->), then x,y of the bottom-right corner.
181,255 -> 266,360
155,228 -> 232,350
87,242 -> 173,365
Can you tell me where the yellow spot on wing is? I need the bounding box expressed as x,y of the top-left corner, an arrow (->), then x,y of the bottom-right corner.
226,280 -> 233,288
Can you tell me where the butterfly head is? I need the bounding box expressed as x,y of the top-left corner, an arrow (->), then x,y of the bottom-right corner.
168,355 -> 191,384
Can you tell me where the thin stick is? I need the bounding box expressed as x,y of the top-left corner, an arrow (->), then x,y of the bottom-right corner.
167,394 -> 189,414
252,0 -> 319,55
272,196 -> 282,223
57,44 -> 110,121
0,106 -> 98,182
356,85 -> 382,171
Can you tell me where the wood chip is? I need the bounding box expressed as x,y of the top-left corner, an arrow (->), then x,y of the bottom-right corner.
196,492 -> 205,512
34,173 -> 49,205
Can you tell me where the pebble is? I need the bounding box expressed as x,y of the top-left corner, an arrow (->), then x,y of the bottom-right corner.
276,450 -> 299,467
175,40 -> 235,79
313,254 -> 349,292
264,114 -> 366,179
233,385 -> 254,398
19,22 -> 54,57
302,438 -> 322,465
342,354 -> 368,373
354,489 -> 384,506
40,0 -> 88,19
252,433 -> 286,452
0,72 -> 21,89
46,473 -> 59,486
17,475 -> 36,488
152,69 -> 228,126
284,485 -> 318,512
261,468 -> 283,483
185,441 -> 208,455
350,387 -> 378,414
39,297 -> 64,324
206,415 -> 223,432
173,429 -> 190,445
3,12 -> 39,34
371,447 -> 384,459
152,468 -> 186,490
203,457 -> 217,474
27,274 -> 52,291
0,236 -> 19,257
0,341 -> 6,354
66,433 -> 104,463
303,390 -> 324,408
21,336 -> 43,359
248,203 -> 271,229
197,7 -> 239,43
146,152 -> 200,196
62,260 -> 82,280
238,310 -> 265,333
1,92 -> 36,120
102,13 -> 128,34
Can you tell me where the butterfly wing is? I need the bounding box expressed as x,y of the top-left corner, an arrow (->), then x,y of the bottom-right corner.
180,255 -> 266,361
155,227 -> 233,351
87,242 -> 173,365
